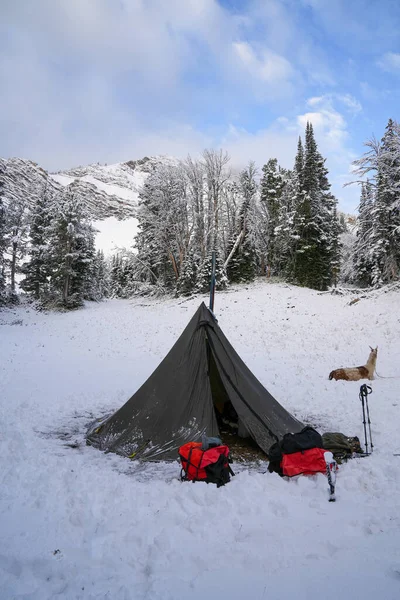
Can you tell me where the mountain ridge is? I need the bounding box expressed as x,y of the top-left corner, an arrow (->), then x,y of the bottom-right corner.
0,155 -> 177,221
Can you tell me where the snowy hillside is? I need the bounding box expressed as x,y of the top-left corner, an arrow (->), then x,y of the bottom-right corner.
51,156 -> 177,219
1,155 -> 178,255
1,280 -> 400,599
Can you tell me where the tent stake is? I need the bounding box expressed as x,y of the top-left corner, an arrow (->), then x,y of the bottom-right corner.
209,251 -> 216,312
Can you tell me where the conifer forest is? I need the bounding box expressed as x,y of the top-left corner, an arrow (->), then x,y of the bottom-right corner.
1,119 -> 399,309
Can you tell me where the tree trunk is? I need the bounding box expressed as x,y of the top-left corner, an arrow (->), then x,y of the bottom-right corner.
224,230 -> 244,270
167,249 -> 179,280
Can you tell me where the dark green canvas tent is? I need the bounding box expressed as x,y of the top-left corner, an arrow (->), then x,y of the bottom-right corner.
87,303 -> 303,460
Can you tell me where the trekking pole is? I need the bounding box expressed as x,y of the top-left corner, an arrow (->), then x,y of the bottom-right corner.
364,386 -> 374,453
359,384 -> 372,455
360,388 -> 368,455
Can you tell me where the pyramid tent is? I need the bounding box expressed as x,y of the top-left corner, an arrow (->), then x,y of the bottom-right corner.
87,303 -> 303,460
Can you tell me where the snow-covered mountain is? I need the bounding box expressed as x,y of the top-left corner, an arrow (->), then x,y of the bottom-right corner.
1,155 -> 177,254
51,155 -> 177,219
1,155 -> 176,220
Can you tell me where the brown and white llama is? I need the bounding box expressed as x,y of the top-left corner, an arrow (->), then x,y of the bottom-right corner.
329,346 -> 378,381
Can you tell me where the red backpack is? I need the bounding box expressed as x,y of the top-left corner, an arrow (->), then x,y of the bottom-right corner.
281,447 -> 328,477
179,442 -> 234,487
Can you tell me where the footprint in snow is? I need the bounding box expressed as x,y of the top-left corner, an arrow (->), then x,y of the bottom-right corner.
268,499 -> 289,518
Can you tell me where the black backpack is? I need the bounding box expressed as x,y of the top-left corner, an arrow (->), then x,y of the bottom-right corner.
280,426 -> 323,454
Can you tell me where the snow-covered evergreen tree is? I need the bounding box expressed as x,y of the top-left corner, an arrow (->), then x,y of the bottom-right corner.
271,168 -> 297,277
372,119 -> 400,283
353,181 -> 374,285
351,118 -> 400,286
89,250 -> 109,300
177,245 -> 197,296
47,185 -> 96,308
4,193 -> 30,300
195,252 -> 227,293
260,158 -> 284,273
226,162 -> 257,283
20,178 -> 53,300
110,254 -> 124,297
289,122 -> 338,290
76,223 -> 96,300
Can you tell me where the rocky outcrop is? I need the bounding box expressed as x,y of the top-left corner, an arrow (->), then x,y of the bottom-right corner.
0,155 -> 176,221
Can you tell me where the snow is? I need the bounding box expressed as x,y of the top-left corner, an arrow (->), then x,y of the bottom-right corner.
52,172 -> 140,203
51,164 -> 148,254
51,163 -> 146,204
1,280 -> 400,600
82,176 -> 139,203
51,174 -> 75,187
93,217 -> 138,254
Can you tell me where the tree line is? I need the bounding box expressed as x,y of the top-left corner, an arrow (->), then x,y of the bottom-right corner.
0,119 -> 399,309
351,119 -> 400,287
116,121 -> 340,296
0,172 -> 108,309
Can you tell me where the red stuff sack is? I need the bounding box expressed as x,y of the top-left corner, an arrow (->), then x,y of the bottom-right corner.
179,442 -> 233,487
282,447 -> 328,477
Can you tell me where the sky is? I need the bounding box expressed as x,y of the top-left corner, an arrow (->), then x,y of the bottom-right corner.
1,0 -> 399,213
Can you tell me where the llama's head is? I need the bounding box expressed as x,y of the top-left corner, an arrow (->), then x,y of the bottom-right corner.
369,346 -> 378,359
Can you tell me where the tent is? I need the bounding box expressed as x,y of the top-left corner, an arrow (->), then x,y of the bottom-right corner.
87,302 -> 303,460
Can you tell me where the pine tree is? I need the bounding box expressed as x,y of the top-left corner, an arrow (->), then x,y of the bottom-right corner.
226,162 -> 257,283
91,250 -> 109,300
177,246 -> 197,296
294,136 -> 305,184
351,118 -> 400,286
195,252 -> 227,293
76,223 -> 96,300
259,158 -> 284,273
47,186 -> 95,308
373,118 -> 400,282
274,169 -> 298,277
290,123 -> 318,287
120,254 -> 137,298
20,179 -> 53,300
353,181 -> 374,285
110,254 -> 124,297
289,123 -> 338,290
4,193 -> 30,301
315,147 -> 340,287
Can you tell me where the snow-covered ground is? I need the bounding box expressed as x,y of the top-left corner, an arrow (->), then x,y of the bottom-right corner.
1,280 -> 400,600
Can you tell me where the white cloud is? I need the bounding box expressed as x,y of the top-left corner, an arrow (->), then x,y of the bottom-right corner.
0,1 -> 362,213
233,41 -> 293,83
307,94 -> 362,114
0,0 -> 300,169
300,99 -> 348,150
377,52 -> 400,73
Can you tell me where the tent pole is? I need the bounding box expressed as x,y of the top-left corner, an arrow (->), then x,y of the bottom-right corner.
209,251 -> 216,312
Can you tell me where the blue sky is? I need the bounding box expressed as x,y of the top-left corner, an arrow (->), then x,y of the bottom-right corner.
1,0 -> 399,212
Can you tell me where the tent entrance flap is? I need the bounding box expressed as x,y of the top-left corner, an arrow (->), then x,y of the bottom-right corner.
207,339 -> 250,439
